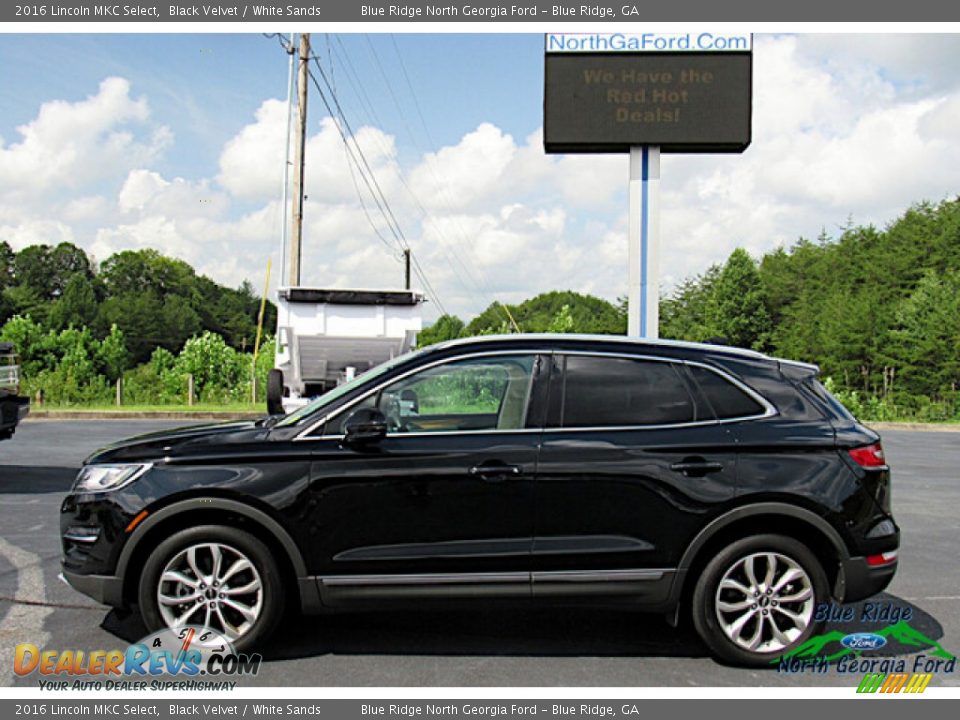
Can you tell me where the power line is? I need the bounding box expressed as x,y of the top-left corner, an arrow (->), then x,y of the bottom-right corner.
330,37 -> 519,331
305,62 -> 448,316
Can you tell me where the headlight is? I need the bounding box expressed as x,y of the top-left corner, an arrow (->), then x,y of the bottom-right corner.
73,463 -> 152,493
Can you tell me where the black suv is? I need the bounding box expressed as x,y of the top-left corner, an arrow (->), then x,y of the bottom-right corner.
61,335 -> 898,666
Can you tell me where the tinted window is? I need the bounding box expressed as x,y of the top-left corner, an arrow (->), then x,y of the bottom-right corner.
805,378 -> 856,422
327,355 -> 536,435
558,356 -> 695,427
688,365 -> 765,420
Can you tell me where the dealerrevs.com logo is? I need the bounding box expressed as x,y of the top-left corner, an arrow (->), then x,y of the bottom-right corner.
15,626 -> 261,690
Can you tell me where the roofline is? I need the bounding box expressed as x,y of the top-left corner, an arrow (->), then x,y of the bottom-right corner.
428,333 -> 777,362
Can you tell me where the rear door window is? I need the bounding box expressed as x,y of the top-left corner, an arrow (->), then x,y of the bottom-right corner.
552,355 -> 696,428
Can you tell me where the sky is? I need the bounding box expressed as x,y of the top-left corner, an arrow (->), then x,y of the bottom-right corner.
1,33 -> 960,321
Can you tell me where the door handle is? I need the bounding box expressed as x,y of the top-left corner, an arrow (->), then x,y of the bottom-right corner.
469,463 -> 523,482
670,459 -> 724,477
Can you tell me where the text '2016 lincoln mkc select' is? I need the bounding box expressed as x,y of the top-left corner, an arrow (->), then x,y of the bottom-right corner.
61,334 -> 899,666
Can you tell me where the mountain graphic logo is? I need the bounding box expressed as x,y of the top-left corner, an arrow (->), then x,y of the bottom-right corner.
775,621 -> 955,664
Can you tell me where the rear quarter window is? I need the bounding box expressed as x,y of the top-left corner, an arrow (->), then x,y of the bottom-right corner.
804,378 -> 857,423
687,365 -> 767,420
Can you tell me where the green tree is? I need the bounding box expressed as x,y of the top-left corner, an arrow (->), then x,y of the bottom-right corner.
467,292 -> 625,335
14,242 -> 92,301
547,304 -> 575,333
175,331 -> 245,400
0,241 -> 14,290
97,324 -> 130,382
416,314 -> 467,347
887,270 -> 960,398
47,274 -> 99,331
705,248 -> 771,349
659,264 -> 721,341
2,284 -> 49,325
100,249 -> 196,298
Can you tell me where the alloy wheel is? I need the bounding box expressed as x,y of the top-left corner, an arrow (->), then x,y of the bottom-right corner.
714,551 -> 815,653
156,542 -> 263,642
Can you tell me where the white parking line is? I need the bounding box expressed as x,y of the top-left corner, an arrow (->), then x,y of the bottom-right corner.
0,536 -> 52,686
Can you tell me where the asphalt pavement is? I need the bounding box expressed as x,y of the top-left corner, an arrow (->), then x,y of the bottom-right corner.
1,419 -> 958,687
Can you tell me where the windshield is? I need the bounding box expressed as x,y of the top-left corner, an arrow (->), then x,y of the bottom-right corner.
274,347 -> 426,427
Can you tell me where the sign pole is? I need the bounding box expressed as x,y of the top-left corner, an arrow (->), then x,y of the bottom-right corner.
628,145 -> 660,338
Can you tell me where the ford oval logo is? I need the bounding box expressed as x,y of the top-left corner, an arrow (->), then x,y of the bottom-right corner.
841,633 -> 888,650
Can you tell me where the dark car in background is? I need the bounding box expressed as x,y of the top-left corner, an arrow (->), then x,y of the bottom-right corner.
0,341 -> 30,440
60,334 -> 898,666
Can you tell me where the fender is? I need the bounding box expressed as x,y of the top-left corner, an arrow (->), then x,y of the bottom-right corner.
116,497 -> 308,580
666,502 -> 849,609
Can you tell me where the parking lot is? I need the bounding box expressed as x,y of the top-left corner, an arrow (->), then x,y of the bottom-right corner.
1,419 -> 958,687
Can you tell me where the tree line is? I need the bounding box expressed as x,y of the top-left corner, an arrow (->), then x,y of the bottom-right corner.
420,198 -> 960,422
0,242 -> 276,405
3,196 -> 958,418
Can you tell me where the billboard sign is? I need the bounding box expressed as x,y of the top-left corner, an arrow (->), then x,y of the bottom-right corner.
544,33 -> 752,154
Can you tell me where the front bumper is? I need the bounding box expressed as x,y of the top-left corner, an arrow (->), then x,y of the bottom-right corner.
60,568 -> 125,607
838,555 -> 898,603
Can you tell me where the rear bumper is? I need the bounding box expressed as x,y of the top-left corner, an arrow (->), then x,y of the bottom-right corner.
838,556 -> 898,603
60,568 -> 124,607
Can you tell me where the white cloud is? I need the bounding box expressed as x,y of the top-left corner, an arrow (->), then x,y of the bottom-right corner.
0,77 -> 171,198
0,219 -> 77,252
217,102 -> 398,206
216,99 -> 288,201
5,35 -> 960,324
409,123 -> 517,211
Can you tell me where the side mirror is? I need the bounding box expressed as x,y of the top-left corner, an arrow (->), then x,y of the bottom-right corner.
342,408 -> 388,446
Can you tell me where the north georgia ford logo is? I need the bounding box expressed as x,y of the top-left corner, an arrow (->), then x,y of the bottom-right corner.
841,633 -> 889,651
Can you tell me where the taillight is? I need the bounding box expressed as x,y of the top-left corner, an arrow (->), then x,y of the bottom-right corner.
866,550 -> 898,567
848,442 -> 886,468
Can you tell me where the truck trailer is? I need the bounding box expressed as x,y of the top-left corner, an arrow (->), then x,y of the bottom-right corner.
268,287 -> 424,415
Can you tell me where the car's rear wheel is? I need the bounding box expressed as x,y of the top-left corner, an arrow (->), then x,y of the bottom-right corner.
138,525 -> 284,652
692,534 -> 827,667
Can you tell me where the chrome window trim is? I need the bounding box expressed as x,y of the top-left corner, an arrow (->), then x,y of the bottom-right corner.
682,358 -> 779,422
295,347 -> 778,441
430,332 -> 771,362
548,350 -> 778,431
294,349 -> 544,441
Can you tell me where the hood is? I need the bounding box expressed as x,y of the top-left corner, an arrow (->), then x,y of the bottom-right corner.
84,418 -> 271,465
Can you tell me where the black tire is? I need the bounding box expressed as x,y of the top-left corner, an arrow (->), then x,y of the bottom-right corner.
138,525 -> 285,653
691,534 -> 828,667
266,369 -> 284,416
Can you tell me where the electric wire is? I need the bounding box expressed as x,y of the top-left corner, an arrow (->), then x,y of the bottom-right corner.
305,63 -> 448,316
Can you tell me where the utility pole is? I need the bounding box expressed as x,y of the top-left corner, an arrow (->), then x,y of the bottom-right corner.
403,249 -> 411,290
288,33 -> 310,288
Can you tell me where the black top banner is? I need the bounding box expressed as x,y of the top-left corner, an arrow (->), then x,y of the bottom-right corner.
4,0 -> 960,23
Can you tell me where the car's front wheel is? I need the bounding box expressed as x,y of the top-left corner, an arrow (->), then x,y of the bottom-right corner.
138,525 -> 284,652
692,534 -> 827,667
